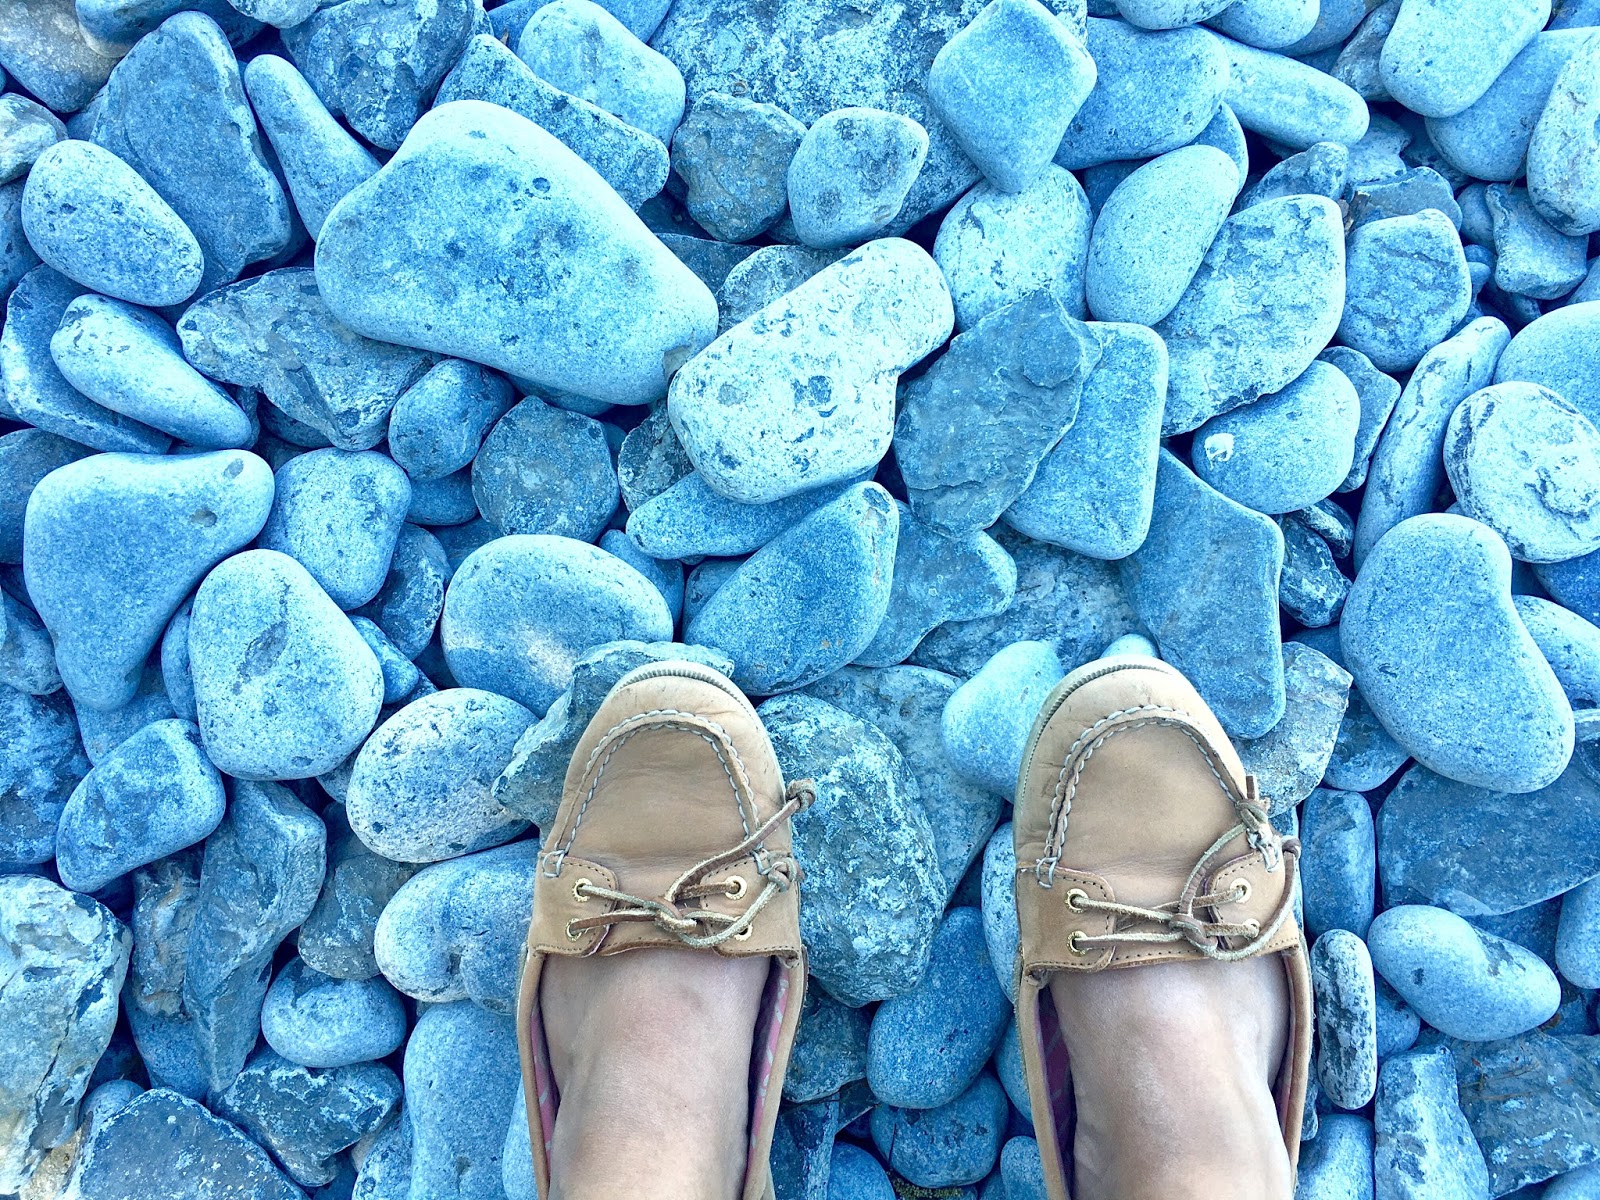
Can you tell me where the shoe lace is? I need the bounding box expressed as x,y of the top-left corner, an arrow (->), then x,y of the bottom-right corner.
564,779 -> 816,949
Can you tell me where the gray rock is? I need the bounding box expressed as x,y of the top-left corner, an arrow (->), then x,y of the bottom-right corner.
941,641 -> 1064,797
1340,210 -> 1472,374
1234,642 -> 1350,815
262,958 -> 406,1069
1528,34 -> 1600,238
1324,346 -> 1402,495
471,398 -> 618,541
296,804 -> 417,981
1374,1048 -> 1491,1200
0,685 -> 87,865
0,587 -> 65,698
787,107 -> 927,250
0,428 -> 86,566
1312,929 -> 1379,1111
712,245 -> 845,335
387,360 -> 515,484
672,93 -> 805,242
1217,32 -> 1370,149
0,0 -> 116,115
784,988 -> 871,1103
127,851 -> 200,1020
1237,140 -> 1348,211
354,524 -> 449,660
1486,183 -> 1589,301
404,1002 -> 522,1199
625,473 -> 864,561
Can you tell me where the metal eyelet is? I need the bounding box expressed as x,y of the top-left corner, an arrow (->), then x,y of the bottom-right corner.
725,875 -> 747,900
1244,919 -> 1261,936
565,919 -> 582,941
1065,888 -> 1089,912
734,925 -> 753,941
1068,930 -> 1090,957
1232,879 -> 1252,904
572,878 -> 593,903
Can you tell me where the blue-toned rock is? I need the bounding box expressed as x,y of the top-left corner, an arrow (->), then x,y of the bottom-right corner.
404,1002 -> 522,1198
54,719 -> 223,894
1379,0 -> 1549,120
20,139 -> 201,308
0,429 -> 85,566
687,483 -> 899,696
761,693 -> 944,1006
626,474 -> 860,561
671,93 -> 804,243
1528,34 -> 1600,238
787,107 -> 927,250
1055,18 -> 1229,169
93,13 -> 292,292
1280,515 -> 1352,627
927,0 -> 1096,194
470,398 -> 617,541
1347,166 -> 1462,228
243,55 -> 379,240
0,686 -> 86,865
351,1103 -> 412,1199
1312,929 -> 1379,1111
0,0 -> 115,115
1234,641 -> 1350,814
1369,905 -> 1560,1041
1322,348 -> 1400,495
1378,760 -> 1600,916
1120,451 -> 1284,737
1238,141 -> 1348,211
0,587 -> 65,699
408,468 -> 478,527
1301,788 -> 1376,939
75,0 -> 261,52
1486,184 -> 1589,300
869,1073 -> 1009,1188
1374,1048 -> 1491,1200
1445,383 -> 1600,564
829,1142 -> 894,1200
178,267 -> 433,453
296,803 -> 417,982
981,823 -> 1020,1001
185,780 -> 326,1094
355,523 -> 448,660
1005,322 -> 1166,560
1298,1114 -> 1375,1200
0,875 -> 129,1192
669,238 -> 950,503
1218,34 -> 1369,150
868,907 -> 1009,1109
350,616 -> 421,704
24,449 -> 271,713
933,167 -> 1092,332
941,641 -> 1064,797
387,360 -> 514,483
1084,145 -> 1237,326
71,660 -> 176,765
1343,514 -> 1572,793
1191,360 -> 1360,515
1155,194 -> 1345,434
713,246 -> 845,336
1340,210 -> 1471,373
1495,302 -> 1600,429
786,989 -> 871,1103
1375,978 -> 1422,1060
441,535 -> 672,714
1550,1166 -> 1600,1200
347,689 -> 532,864
1557,875 -> 1600,989
262,958 -> 405,1069
50,297 -> 251,450
125,851 -> 198,1021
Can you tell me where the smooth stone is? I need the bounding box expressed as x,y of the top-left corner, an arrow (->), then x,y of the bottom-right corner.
941,641 -> 1064,797
869,1073 -> 1009,1188
1379,0 -> 1550,119
1084,145 -> 1237,326
1312,929 -> 1379,1111
403,1002 -> 522,1199
1549,1165 -> 1600,1200
471,398 -> 618,541
1377,760 -> 1600,916
1528,34 -> 1600,238
1191,360 -> 1360,515
1234,641 -> 1350,814
1322,347 -> 1402,494
0,95 -> 65,186
492,640 -> 735,828
1486,184 -> 1589,300
1237,141 -> 1348,210
0,429 -> 87,566
1370,905 -> 1560,1041
243,55 -> 380,240
762,693 -> 944,1006
178,267 -> 432,452
1005,322 -> 1166,560
686,483 -> 898,695
93,12 -> 292,292
388,359 -> 514,483
350,1103 -> 412,1199
1300,787 -> 1377,939
1154,194 -> 1346,434
71,659 -> 176,765
1191,98 -> 1249,179
829,1142 -> 895,1200
1558,875 -> 1600,988
282,0 -> 476,151
786,989 -> 871,1103
0,875 -> 129,1192
1445,382 -> 1600,564
681,558 -> 743,626
981,824 -> 1020,1001
49,297 -> 250,450
1515,596 -> 1600,707
0,0 -> 115,116
1343,514 -> 1573,792
54,719 -> 223,893
354,523 -> 448,659
2,266 -> 170,453
74,0 -> 261,48
626,473 -> 862,561
1375,1050 -> 1491,1200
406,468 -> 478,527
296,804 -> 417,981
441,535 -> 672,714
1296,1114 -> 1375,1200
0,588 -> 66,699
190,550 -> 383,780
1217,33 -> 1369,150
514,0 -> 684,146
21,139 -> 202,307
854,506 -> 1016,668
713,246 -> 845,336
895,290 -> 1100,534
1207,0 -> 1317,48
24,449 -> 271,713
670,238 -> 951,503
0,177 -> 36,300
1114,0 -> 1232,28
61,1088 -> 303,1200
435,34 -> 669,212
933,167 -> 1092,332
1354,318 -> 1511,567
1495,302 -> 1600,429
1339,210 -> 1471,373
1347,166 -> 1462,229
671,93 -> 805,243
785,107 -> 927,251
1375,978 -> 1422,1060
346,689 -> 532,864
0,686 -> 86,864
804,665 -> 1006,896
353,618 -> 418,703
1120,451 -> 1285,737
184,780 -> 326,1094
258,450 -> 412,611
927,0 -> 1096,194
1055,18 -> 1229,169
596,531 -> 683,625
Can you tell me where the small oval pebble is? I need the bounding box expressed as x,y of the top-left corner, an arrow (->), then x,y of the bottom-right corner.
787,107 -> 928,250
1379,0 -> 1551,119
941,641 -> 1064,796
470,397 -> 618,541
260,958 -> 407,1069
387,359 -> 515,483
1339,210 -> 1471,373
1311,929 -> 1378,1111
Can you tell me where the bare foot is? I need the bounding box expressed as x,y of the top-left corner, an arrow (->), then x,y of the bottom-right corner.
1049,954 -> 1292,1200
540,948 -> 769,1200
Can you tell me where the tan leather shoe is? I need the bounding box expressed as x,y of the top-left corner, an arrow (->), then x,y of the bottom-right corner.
1012,655 -> 1313,1199
515,660 -> 811,1200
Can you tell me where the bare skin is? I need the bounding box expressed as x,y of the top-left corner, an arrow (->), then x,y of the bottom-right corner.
1049,953 -> 1293,1200
541,949 -> 768,1200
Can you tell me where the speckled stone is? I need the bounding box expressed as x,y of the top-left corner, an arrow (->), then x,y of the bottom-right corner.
1217,32 -> 1370,150
1312,929 -> 1379,1111
1485,183 -> 1589,300
0,685 -> 87,865
671,92 -> 805,242
1340,210 -> 1471,373
787,107 -> 928,250
1528,33 -> 1600,238
1234,642 -> 1350,815
1374,1048 -> 1491,1200
1379,0 -> 1550,119
1300,787 -> 1377,939
941,641 -> 1064,797
471,398 -> 618,542
869,1073 -> 1009,1188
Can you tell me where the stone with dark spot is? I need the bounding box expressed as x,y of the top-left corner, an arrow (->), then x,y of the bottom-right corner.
0,685 -> 88,866
471,398 -> 619,542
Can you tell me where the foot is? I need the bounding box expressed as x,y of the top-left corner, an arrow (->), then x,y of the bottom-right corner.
541,948 -> 768,1200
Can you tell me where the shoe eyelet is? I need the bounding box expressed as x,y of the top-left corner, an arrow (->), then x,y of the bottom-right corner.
565,919 -> 582,941
1068,930 -> 1089,957
725,875 -> 747,900
734,925 -> 753,941
1232,879 -> 1252,904
1065,888 -> 1089,912
572,878 -> 593,903
1244,919 -> 1261,936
